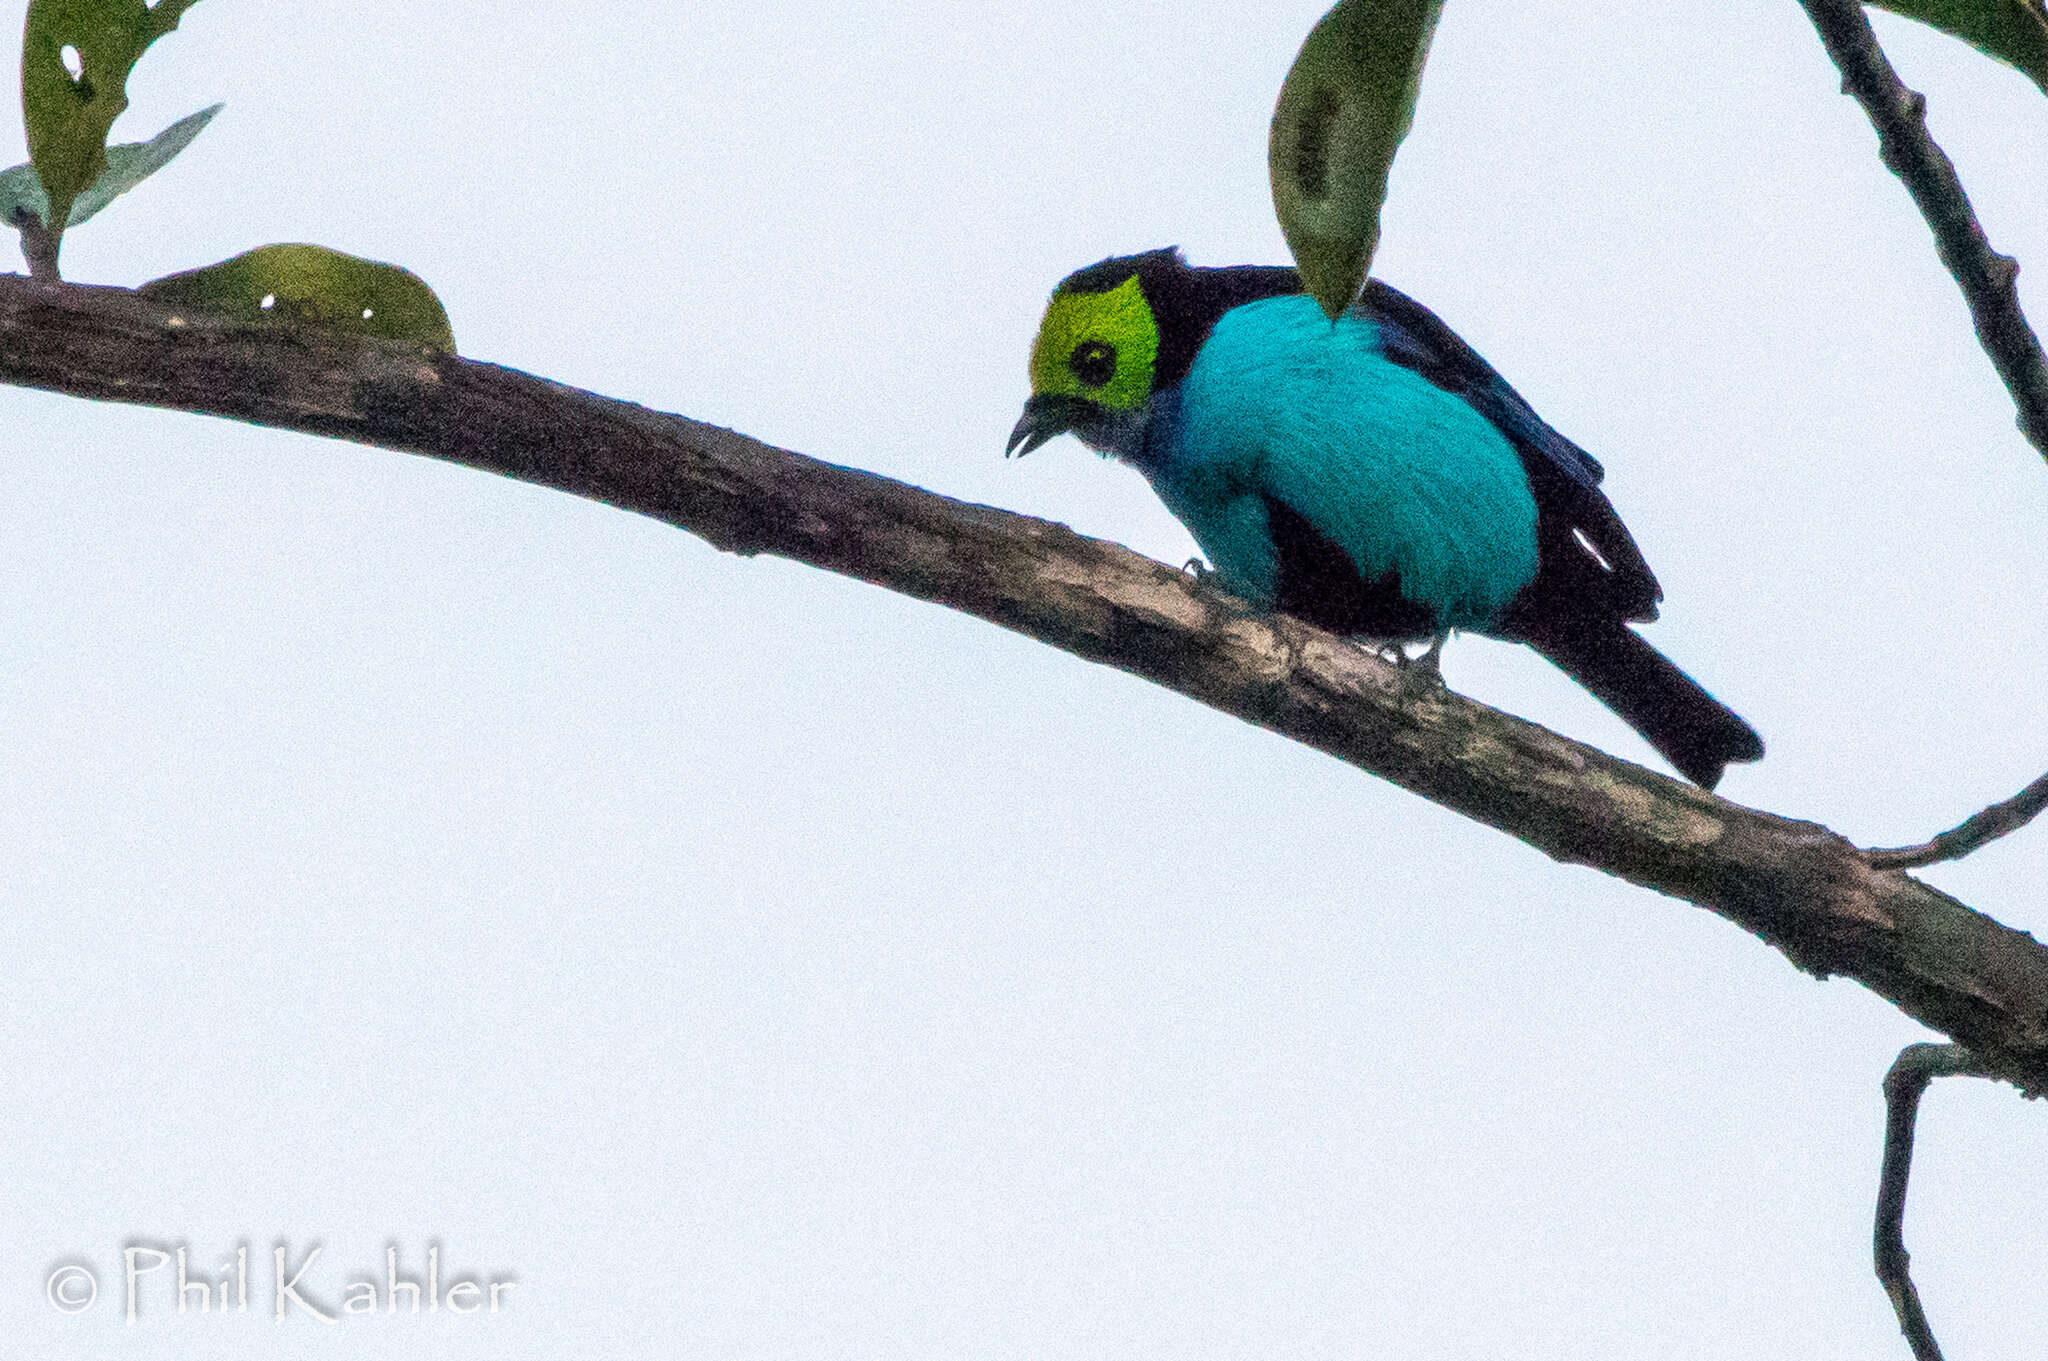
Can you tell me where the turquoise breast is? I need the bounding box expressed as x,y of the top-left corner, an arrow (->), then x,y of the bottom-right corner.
1145,294 -> 1541,632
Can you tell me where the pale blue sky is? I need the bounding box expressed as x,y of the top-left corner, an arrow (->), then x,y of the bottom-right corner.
2,2 -> 2046,1356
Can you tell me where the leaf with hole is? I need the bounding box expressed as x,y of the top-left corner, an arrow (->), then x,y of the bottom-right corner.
1869,0 -> 2048,95
139,244 -> 457,353
21,0 -> 204,249
1269,0 -> 1445,320
0,101 -> 218,230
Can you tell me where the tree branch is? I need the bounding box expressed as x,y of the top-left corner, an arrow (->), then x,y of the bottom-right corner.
1799,0 -> 2048,460
5,275 -> 2048,1085
1867,768 -> 2048,869
1875,1043 -> 1998,1361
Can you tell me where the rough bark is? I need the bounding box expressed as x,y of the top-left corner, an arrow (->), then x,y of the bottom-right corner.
4,275 -> 2047,1087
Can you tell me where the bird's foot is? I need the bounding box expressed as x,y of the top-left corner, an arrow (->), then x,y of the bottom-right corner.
1388,635 -> 1447,694
1181,557 -> 1214,583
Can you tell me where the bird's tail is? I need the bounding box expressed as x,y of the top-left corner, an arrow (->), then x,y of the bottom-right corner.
1520,617 -> 1762,789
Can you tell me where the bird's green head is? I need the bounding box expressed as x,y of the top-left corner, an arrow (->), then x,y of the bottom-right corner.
1007,251 -> 1176,458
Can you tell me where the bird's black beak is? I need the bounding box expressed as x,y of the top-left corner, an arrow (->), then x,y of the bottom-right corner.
1006,393 -> 1089,458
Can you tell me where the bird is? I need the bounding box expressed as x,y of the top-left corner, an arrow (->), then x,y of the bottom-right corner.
1006,248 -> 1762,789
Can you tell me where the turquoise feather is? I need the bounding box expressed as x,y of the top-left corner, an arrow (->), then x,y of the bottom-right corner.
1137,294 -> 1538,631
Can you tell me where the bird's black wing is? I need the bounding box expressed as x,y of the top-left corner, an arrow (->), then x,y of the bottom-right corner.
1359,280 -> 1662,623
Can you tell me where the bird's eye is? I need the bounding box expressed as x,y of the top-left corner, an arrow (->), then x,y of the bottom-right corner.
1068,340 -> 1117,388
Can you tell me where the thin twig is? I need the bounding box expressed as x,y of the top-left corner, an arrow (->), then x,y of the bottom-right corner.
10,208 -> 59,281
1868,769 -> 2048,869
1800,0 -> 2048,460
1875,1042 -> 1998,1361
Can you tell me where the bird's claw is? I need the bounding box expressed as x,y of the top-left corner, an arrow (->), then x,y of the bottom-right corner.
1384,635 -> 1447,694
1182,557 -> 1214,582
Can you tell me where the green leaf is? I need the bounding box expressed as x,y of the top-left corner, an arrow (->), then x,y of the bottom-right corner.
139,244 -> 457,353
1868,0 -> 2048,95
1269,0 -> 1445,320
68,100 -> 218,226
0,157 -> 51,231
0,101 -> 218,230
22,0 -> 203,246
